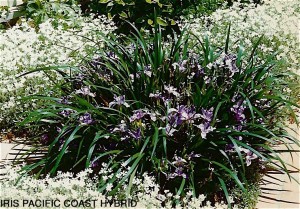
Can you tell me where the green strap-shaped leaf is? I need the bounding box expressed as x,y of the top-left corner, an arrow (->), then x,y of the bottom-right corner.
218,177 -> 232,209
206,159 -> 245,192
50,126 -> 81,175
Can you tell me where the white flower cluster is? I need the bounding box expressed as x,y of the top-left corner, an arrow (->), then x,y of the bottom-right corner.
134,173 -> 233,209
188,0 -> 300,74
0,14 -> 116,127
0,164 -> 233,209
0,164 -> 106,208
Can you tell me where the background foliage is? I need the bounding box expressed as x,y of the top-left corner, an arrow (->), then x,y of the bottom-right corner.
79,0 -> 226,34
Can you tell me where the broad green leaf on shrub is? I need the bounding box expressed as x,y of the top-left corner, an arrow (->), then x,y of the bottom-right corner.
99,0 -> 110,3
156,16 -> 168,26
147,18 -> 153,25
119,11 -> 128,18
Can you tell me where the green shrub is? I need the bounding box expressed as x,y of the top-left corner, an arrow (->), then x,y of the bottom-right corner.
0,0 -> 81,27
23,0 -> 79,24
78,0 -> 227,34
79,0 -> 266,34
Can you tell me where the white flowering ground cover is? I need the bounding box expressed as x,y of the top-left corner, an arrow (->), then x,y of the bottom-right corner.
188,0 -> 300,81
0,164 -> 233,209
0,13 -> 115,127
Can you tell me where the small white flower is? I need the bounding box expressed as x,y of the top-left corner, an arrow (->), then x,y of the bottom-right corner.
105,183 -> 113,192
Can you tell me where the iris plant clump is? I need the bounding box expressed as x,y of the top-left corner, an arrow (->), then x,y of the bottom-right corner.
20,25 -> 299,207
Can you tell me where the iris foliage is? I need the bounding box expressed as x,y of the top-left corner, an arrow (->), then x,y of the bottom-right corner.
19,24 -> 299,206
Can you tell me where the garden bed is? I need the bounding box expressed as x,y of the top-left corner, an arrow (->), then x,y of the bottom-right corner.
0,0 -> 299,208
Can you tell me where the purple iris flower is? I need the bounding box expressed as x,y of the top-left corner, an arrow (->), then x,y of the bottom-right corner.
168,105 -> 200,126
130,109 -> 146,122
168,110 -> 183,126
172,156 -> 187,167
195,122 -> 216,139
204,76 -> 211,84
149,91 -> 162,99
75,86 -> 96,97
172,60 -> 188,72
107,51 -> 117,59
167,112 -> 178,125
59,109 -> 75,117
231,101 -> 246,123
234,125 -> 243,131
112,120 -> 127,133
129,128 -> 141,140
109,95 -> 129,108
225,144 -> 235,153
187,151 -> 201,160
58,96 -> 71,105
168,168 -> 187,179
195,67 -> 205,78
91,159 -> 100,169
40,134 -> 49,145
178,105 -> 200,123
224,54 -> 239,76
234,110 -> 245,122
79,113 -> 94,125
201,107 -> 214,122
168,155 -> 188,179
239,148 -> 258,166
165,123 -> 177,136
246,151 -> 258,166
175,167 -> 187,179
164,85 -> 180,98
144,65 -> 152,77
56,127 -> 62,133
